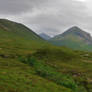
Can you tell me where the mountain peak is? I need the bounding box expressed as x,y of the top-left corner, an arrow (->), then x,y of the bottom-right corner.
70,26 -> 80,29
62,26 -> 92,39
66,26 -> 83,33
50,26 -> 92,49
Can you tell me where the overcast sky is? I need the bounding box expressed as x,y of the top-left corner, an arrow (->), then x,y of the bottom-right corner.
0,0 -> 92,36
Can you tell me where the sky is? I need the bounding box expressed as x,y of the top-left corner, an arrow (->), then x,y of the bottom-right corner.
0,0 -> 92,37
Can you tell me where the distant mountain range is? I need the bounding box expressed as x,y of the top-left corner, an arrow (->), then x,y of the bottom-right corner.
49,26 -> 92,51
0,19 -> 92,52
39,33 -> 51,40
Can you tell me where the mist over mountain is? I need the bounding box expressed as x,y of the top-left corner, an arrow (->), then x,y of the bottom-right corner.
39,33 -> 51,40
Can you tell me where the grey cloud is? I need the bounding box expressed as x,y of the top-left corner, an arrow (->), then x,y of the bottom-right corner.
0,0 -> 30,14
23,0 -> 88,35
0,0 -> 92,36
0,0 -> 46,14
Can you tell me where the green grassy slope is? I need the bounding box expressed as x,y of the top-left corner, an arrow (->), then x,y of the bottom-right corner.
30,47 -> 92,92
0,19 -> 91,92
0,19 -> 49,55
0,57 -> 73,92
0,19 -> 73,92
0,19 -> 42,40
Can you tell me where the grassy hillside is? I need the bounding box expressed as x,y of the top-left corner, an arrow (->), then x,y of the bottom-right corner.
0,19 -> 91,92
0,19 -> 49,55
0,57 -> 74,92
29,47 -> 92,92
0,19 -> 73,92
0,46 -> 92,92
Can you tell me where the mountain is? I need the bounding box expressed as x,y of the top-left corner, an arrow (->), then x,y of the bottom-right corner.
0,19 -> 47,55
39,33 -> 51,40
49,26 -> 92,51
0,19 -> 42,40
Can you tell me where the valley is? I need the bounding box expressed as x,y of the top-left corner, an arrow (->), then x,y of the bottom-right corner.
0,19 -> 91,92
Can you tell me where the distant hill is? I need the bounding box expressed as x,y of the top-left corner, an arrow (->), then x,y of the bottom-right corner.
49,26 -> 92,51
39,33 -> 51,40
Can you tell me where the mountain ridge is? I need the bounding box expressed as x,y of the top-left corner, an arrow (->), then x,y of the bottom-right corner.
0,19 -> 48,55
0,19 -> 44,40
49,26 -> 92,51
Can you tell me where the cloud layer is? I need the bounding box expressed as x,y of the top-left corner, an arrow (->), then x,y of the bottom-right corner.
0,0 -> 92,36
